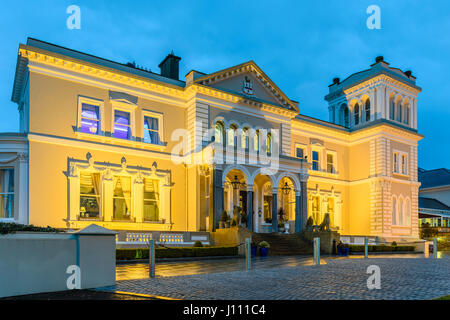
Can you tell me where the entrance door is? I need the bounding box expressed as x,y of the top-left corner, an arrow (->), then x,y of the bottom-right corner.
239,190 -> 248,214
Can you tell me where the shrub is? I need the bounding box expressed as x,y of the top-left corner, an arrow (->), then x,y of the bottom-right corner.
193,240 -> 203,247
348,244 -> 414,253
258,241 -> 270,249
392,241 -> 397,247
0,222 -> 60,235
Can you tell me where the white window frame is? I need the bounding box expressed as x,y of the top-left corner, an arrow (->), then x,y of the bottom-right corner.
111,102 -> 137,140
0,167 -> 14,220
393,149 -> 408,176
141,109 -> 164,145
77,96 -> 105,135
311,147 -> 322,172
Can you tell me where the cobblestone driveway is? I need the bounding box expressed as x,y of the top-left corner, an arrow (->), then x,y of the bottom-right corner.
100,256 -> 450,300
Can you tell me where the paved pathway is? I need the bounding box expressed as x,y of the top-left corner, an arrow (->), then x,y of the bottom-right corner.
101,256 -> 450,300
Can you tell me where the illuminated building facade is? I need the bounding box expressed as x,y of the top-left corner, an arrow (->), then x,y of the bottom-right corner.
1,38 -> 423,242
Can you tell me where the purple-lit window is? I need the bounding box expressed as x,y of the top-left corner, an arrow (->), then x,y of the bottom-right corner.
114,110 -> 131,139
80,103 -> 100,134
144,116 -> 160,144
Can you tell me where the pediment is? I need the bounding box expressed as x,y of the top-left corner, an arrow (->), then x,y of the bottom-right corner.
194,61 -> 299,113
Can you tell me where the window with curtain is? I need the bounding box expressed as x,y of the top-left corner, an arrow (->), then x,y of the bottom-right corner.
401,154 -> 407,174
214,122 -> 224,144
393,152 -> 399,173
114,110 -> 131,139
79,172 -> 101,219
144,116 -> 160,144
0,168 -> 14,219
365,99 -> 370,122
354,103 -> 360,125
254,130 -> 260,152
144,178 -> 159,222
266,133 -> 272,155
227,125 -> 236,147
241,128 -> 249,150
312,151 -> 320,171
113,176 -> 132,220
326,153 -> 334,173
80,103 -> 100,134
392,197 -> 397,225
312,196 -> 321,225
327,198 -> 335,228
398,198 -> 404,225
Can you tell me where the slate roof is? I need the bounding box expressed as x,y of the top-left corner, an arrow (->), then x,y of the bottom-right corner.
418,168 -> 450,189
419,197 -> 450,211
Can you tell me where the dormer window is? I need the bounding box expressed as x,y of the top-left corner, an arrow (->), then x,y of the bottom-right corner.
364,99 -> 370,122
354,103 -> 360,125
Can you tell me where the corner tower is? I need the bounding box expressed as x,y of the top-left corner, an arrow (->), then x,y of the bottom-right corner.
325,56 -> 421,130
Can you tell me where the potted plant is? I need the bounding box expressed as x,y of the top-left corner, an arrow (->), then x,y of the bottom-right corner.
219,210 -> 228,229
251,240 -> 257,257
258,241 -> 270,257
278,222 -> 285,233
306,216 -> 314,231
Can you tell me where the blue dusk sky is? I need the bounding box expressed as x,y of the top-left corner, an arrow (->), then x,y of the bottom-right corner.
0,0 -> 449,169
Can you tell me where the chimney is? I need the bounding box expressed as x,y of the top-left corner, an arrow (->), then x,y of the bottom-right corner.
332,77 -> 340,85
159,51 -> 181,80
404,70 -> 412,77
375,56 -> 384,63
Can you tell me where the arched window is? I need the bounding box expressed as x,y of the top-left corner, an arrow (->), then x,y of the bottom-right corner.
404,104 -> 410,125
354,103 -> 360,125
405,198 -> 411,226
227,125 -> 237,146
396,101 -> 402,122
398,197 -> 404,225
266,133 -> 272,155
390,98 -> 395,120
253,130 -> 260,152
214,122 -> 224,144
392,197 -> 397,225
340,104 -> 349,127
241,128 -> 249,150
365,99 -> 370,122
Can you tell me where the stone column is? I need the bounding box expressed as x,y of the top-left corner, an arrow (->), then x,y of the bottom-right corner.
299,168 -> 309,231
247,188 -> 253,231
295,192 -> 301,233
212,168 -> 224,231
272,189 -> 278,232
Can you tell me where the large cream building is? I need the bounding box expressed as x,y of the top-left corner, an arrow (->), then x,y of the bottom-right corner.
0,38 -> 423,242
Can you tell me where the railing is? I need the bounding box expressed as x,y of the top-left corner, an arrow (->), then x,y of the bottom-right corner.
125,232 -> 152,244
159,233 -> 184,244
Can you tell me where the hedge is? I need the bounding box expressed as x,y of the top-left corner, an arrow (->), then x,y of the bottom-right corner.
0,222 -> 60,235
116,246 -> 239,260
349,244 -> 415,253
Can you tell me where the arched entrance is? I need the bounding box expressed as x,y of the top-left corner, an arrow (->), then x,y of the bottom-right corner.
224,169 -> 249,219
252,172 -> 276,233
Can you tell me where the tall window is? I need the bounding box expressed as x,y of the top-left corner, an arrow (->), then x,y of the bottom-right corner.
0,168 -> 14,219
214,122 -> 224,144
401,154 -> 407,175
143,116 -> 161,144
312,151 -> 320,171
114,110 -> 131,139
327,198 -> 335,228
398,198 -> 404,225
80,103 -> 100,134
396,102 -> 402,122
327,153 -> 334,173
393,152 -> 399,173
364,99 -> 370,122
266,133 -> 272,155
404,104 -> 410,125
79,172 -> 100,219
113,176 -> 132,220
241,128 -> 249,150
340,104 -> 349,127
390,98 -> 395,120
405,198 -> 411,226
392,197 -> 397,225
144,178 -> 159,222
227,125 -> 236,147
254,130 -> 260,152
354,103 -> 360,125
